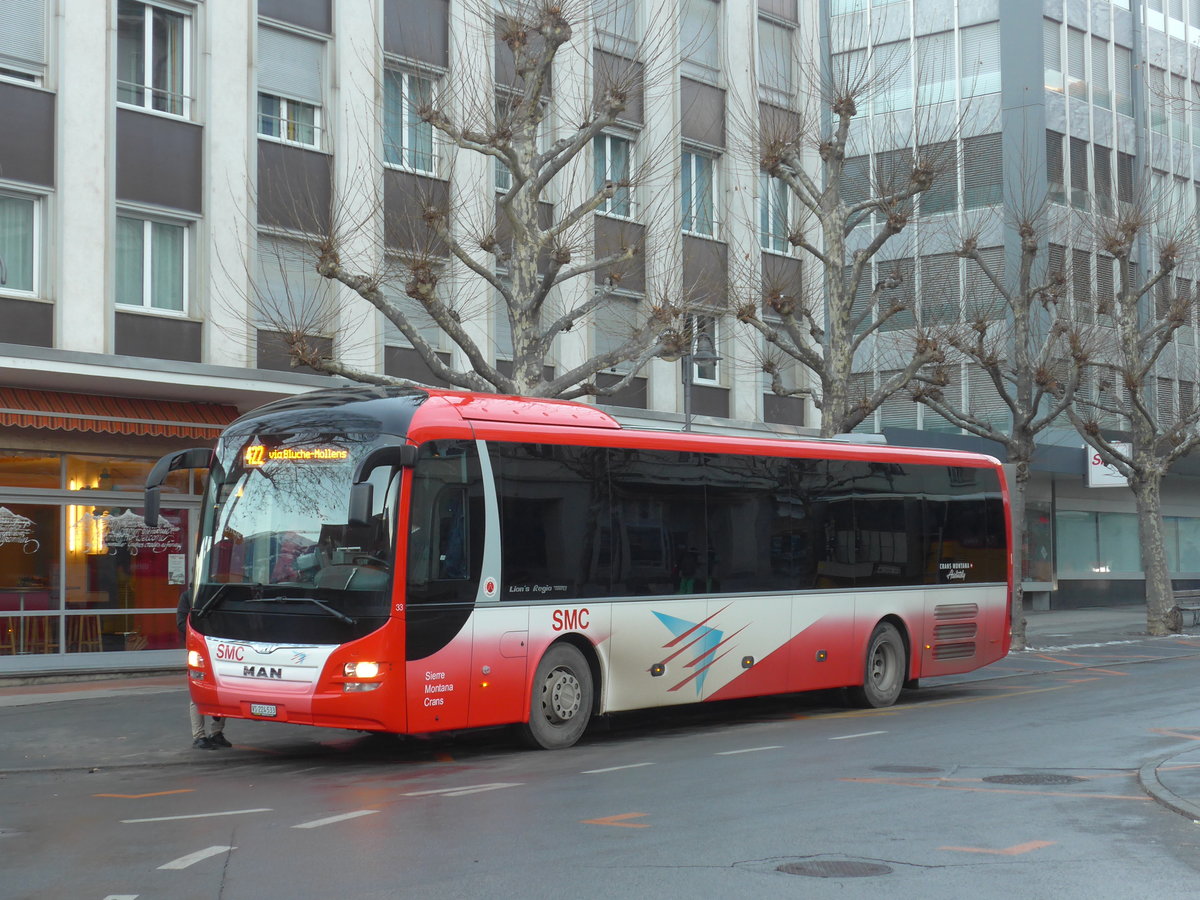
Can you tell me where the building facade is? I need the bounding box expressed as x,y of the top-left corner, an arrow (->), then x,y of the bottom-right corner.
0,0 -> 1196,674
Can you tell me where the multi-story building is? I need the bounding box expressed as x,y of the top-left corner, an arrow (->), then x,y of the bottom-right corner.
0,0 -> 1197,674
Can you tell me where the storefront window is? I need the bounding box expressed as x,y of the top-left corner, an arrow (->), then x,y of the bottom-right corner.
1056,510 -> 1141,577
0,504 -> 61,655
66,453 -> 193,495
0,451 -> 61,489
64,505 -> 188,653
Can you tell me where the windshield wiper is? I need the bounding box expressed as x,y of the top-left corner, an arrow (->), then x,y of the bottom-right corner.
192,582 -> 262,621
245,594 -> 357,625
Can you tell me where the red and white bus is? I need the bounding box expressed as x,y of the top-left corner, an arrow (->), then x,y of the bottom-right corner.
148,387 -> 1011,750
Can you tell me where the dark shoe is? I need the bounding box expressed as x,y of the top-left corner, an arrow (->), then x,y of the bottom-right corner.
192,736 -> 215,750
208,733 -> 232,748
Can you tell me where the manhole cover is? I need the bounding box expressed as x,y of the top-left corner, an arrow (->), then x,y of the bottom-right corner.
777,861 -> 893,878
872,765 -> 941,774
982,773 -> 1084,785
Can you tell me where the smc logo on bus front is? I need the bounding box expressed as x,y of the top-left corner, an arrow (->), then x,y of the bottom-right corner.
215,643 -> 245,661
552,608 -> 589,631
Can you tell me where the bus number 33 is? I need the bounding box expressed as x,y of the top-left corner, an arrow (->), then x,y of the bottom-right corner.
552,608 -> 589,631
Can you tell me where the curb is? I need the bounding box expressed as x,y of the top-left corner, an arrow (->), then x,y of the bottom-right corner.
1138,753 -> 1200,823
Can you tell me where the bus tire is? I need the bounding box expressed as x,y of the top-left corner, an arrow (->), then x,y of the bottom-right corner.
520,643 -> 594,750
847,622 -> 906,708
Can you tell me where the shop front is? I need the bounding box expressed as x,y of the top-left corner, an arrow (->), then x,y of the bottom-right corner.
0,389 -> 237,673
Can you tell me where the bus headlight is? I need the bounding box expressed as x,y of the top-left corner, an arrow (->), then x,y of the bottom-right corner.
188,650 -> 205,668
344,661 -> 380,678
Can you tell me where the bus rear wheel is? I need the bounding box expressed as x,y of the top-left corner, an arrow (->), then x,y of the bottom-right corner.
847,622 -> 905,708
520,643 -> 594,750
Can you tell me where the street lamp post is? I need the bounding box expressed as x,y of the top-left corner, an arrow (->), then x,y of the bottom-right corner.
682,330 -> 720,432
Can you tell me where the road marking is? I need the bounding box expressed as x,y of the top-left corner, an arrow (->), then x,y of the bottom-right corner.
122,809 -> 271,824
940,840 -> 1054,856
1151,728 -> 1200,742
583,762 -> 655,774
715,746 -> 783,756
96,790 -> 195,799
842,776 -> 1147,801
404,783 -> 523,798
830,731 -> 887,741
103,895 -> 139,899
581,812 -> 650,828
157,846 -> 236,870
1033,654 -> 1128,676
292,810 -> 379,829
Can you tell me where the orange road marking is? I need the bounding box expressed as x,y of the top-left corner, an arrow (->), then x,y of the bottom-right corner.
940,841 -> 1054,856
95,789 -> 195,799
841,776 -> 1146,801
1033,655 -> 1128,675
434,752 -> 455,762
1150,728 -> 1200,742
581,812 -> 650,828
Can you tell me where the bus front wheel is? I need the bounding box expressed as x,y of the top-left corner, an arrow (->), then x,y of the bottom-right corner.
847,622 -> 906,708
520,643 -> 594,750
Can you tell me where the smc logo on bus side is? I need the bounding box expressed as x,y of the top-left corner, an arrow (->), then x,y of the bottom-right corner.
552,608 -> 589,631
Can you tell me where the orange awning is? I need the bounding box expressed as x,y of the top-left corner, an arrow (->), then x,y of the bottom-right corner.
0,388 -> 239,439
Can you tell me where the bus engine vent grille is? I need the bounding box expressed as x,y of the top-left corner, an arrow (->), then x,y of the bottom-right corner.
933,623 -> 977,641
933,603 -> 979,620
932,642 -> 976,660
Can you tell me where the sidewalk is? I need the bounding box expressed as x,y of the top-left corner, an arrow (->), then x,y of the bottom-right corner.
3,605 -> 1200,822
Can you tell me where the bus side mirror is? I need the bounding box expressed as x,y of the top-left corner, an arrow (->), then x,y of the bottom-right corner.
348,482 -> 373,527
144,447 -> 213,525
347,444 -> 417,526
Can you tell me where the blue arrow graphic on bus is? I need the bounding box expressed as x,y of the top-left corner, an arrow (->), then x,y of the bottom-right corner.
652,609 -> 726,695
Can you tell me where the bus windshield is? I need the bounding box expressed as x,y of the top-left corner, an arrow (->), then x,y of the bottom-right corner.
192,429 -> 398,639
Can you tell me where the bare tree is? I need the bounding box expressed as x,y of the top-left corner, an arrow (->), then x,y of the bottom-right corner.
1063,198 -> 1200,635
734,33 -> 952,438
257,0 -> 695,399
914,204 -> 1083,650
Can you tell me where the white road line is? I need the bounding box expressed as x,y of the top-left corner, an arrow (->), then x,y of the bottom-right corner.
582,762 -> 656,774
122,808 -> 271,824
157,846 -> 236,870
103,895 -> 139,899
830,731 -> 888,741
715,746 -> 783,756
404,782 -> 524,798
292,810 -> 380,829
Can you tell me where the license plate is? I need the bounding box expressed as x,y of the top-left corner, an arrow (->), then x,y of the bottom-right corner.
250,703 -> 277,717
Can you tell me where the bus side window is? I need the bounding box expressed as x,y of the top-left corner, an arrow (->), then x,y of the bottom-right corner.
435,486 -> 468,580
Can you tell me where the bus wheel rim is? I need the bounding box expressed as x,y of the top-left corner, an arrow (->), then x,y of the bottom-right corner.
544,668 -> 581,723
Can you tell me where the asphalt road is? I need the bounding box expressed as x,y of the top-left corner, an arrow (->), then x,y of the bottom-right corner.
5,610 -> 1200,899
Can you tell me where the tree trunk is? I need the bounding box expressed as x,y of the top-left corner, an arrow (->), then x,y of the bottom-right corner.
1007,461 -> 1029,650
1131,474 -> 1175,635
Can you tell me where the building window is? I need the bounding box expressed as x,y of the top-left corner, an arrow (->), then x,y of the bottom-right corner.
116,214 -> 187,313
116,0 -> 190,117
257,95 -> 319,147
596,0 -> 639,58
757,17 -> 793,103
688,314 -> 719,384
918,31 -> 955,105
0,192 -> 38,295
681,0 -> 720,82
1091,36 -> 1110,109
1065,27 -> 1086,100
759,172 -> 789,252
384,69 -> 435,173
1046,131 -> 1065,204
257,25 -> 324,148
962,134 -> 1002,209
1114,45 -> 1132,117
594,133 -> 633,218
1043,19 -> 1062,93
681,149 -> 716,236
0,0 -> 46,84
874,40 -> 911,112
1150,66 -> 1168,135
960,22 -> 1000,98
